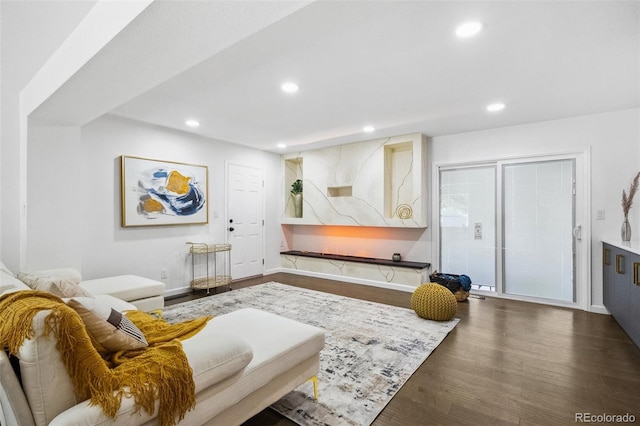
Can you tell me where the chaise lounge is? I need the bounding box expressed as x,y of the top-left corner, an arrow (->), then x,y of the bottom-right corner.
0,265 -> 326,425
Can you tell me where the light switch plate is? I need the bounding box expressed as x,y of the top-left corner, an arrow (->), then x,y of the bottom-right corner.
474,223 -> 482,239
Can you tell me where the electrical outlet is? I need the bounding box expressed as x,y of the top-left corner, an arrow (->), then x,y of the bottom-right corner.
161,268 -> 168,279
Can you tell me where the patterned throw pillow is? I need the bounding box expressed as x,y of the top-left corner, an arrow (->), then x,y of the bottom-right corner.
67,297 -> 148,354
16,272 -> 93,299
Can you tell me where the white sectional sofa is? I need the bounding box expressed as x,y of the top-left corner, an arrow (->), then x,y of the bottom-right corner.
6,266 -> 166,312
0,265 -> 326,426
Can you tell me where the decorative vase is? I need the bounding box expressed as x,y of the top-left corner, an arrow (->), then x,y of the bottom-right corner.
293,193 -> 303,218
622,216 -> 632,241
392,253 -> 401,262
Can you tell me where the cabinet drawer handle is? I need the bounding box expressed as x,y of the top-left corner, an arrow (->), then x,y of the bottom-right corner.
634,262 -> 640,286
616,255 -> 625,274
603,248 -> 610,265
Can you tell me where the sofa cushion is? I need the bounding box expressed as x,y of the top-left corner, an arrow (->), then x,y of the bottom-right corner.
18,310 -> 79,426
0,261 -> 15,277
0,349 -> 35,426
214,308 -> 325,384
194,308 -> 325,414
79,275 -> 165,302
17,273 -> 93,299
67,297 -> 148,353
128,295 -> 165,312
23,268 -> 83,285
0,271 -> 29,295
93,294 -> 138,313
181,324 -> 254,391
0,262 -> 29,294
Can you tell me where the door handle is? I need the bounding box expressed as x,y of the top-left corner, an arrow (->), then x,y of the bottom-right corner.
229,227 -> 235,232
573,225 -> 582,240
616,255 -> 625,274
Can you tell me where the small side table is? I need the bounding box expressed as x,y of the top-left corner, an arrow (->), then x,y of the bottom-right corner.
186,242 -> 232,294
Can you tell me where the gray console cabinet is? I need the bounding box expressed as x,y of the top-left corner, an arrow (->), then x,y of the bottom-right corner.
603,242 -> 640,348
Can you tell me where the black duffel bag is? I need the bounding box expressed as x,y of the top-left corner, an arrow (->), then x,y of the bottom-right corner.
429,271 -> 472,301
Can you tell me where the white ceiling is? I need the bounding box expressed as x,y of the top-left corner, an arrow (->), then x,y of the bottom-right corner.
35,1 -> 640,152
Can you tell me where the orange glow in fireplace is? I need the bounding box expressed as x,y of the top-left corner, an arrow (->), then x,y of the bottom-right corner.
318,226 -> 397,238
317,226 -> 399,258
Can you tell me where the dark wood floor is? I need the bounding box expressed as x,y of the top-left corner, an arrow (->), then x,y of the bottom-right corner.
167,273 -> 640,426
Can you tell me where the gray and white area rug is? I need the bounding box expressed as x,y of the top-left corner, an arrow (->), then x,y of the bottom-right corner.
162,282 -> 459,426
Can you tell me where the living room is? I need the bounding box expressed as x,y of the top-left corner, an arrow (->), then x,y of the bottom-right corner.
1,1 -> 639,425
2,0 -> 638,308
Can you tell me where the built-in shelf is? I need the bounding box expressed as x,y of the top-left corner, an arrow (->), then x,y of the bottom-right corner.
281,133 -> 428,227
284,158 -> 303,219
384,141 -> 414,220
280,250 -> 431,288
327,186 -> 353,197
280,250 -> 430,269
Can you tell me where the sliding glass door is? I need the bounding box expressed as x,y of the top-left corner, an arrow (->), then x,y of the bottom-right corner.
502,159 -> 575,301
439,156 -> 579,305
440,166 -> 496,291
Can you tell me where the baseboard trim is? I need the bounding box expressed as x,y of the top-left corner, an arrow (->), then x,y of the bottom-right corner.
164,286 -> 193,299
589,304 -> 610,315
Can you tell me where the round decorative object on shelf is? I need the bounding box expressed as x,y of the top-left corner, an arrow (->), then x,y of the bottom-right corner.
392,253 -> 401,262
411,283 -> 457,321
396,204 -> 413,220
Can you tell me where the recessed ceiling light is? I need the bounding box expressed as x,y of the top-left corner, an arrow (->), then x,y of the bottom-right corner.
486,102 -> 506,112
185,119 -> 200,127
277,142 -> 287,149
363,126 -> 375,133
281,82 -> 299,93
456,21 -> 483,38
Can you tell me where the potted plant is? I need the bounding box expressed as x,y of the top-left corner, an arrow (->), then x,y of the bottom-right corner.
291,179 -> 303,218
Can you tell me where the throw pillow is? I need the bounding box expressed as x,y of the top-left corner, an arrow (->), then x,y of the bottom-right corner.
67,297 -> 148,354
0,261 -> 15,277
26,268 -> 83,284
16,272 -> 93,298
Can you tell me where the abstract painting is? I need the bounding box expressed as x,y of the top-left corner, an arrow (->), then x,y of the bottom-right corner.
121,156 -> 208,227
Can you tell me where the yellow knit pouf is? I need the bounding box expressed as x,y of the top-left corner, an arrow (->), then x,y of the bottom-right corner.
411,283 -> 457,321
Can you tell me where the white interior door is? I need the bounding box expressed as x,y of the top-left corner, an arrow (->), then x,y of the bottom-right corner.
227,163 -> 264,279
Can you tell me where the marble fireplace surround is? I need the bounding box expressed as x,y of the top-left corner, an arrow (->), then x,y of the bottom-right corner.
280,250 -> 431,289
282,133 -> 428,228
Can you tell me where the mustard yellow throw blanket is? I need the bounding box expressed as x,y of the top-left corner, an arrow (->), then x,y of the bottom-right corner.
0,290 -> 211,426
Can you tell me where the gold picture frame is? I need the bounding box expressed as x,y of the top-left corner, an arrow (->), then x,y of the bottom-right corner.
121,155 -> 209,227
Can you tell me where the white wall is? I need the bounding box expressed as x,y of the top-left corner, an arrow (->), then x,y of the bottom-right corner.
285,109 -> 640,310
27,126 -> 84,269
1,0 -> 96,272
27,115 -> 283,294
